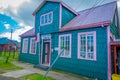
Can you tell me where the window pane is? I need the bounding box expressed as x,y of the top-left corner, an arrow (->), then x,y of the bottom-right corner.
65,36 -> 70,56
80,34 -> 86,58
80,51 -> 86,58
24,40 -> 28,52
30,38 -> 36,54
60,36 -> 64,56
87,34 -> 94,59
88,52 -> 94,59
41,16 -> 44,24
48,13 -> 52,23
45,15 -> 47,23
59,35 -> 71,57
22,39 -> 28,53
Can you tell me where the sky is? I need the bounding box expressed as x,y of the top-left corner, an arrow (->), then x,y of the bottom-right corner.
0,0 -> 120,42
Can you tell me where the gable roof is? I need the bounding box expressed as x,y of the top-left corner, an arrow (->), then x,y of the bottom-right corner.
20,28 -> 35,37
32,0 -> 78,16
0,37 -> 19,45
61,1 -> 117,31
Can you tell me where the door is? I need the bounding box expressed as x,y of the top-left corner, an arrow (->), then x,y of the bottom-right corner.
42,40 -> 50,66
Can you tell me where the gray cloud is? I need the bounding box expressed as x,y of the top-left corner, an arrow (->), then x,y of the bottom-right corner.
4,0 -> 42,27
3,0 -> 120,27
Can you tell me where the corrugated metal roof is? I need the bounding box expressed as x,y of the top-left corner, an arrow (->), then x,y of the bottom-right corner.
61,1 -> 117,31
20,28 -> 35,37
0,37 -> 19,45
0,37 -> 10,44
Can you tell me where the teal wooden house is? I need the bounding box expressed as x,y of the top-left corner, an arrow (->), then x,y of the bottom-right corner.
19,0 -> 120,80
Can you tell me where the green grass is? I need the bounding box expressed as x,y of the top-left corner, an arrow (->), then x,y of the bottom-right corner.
20,73 -> 55,80
0,60 -> 22,70
0,52 -> 23,73
0,51 -> 19,61
0,71 -> 4,74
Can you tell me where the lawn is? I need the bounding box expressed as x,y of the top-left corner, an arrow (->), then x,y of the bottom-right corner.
0,60 -> 22,70
20,73 -> 55,80
0,52 -> 23,73
0,51 -> 19,61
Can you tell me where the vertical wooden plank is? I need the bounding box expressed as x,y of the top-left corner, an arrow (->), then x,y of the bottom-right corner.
114,46 -> 117,73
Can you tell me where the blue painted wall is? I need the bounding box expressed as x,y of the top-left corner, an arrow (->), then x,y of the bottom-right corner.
35,1 -> 60,34
35,1 -> 76,34
19,36 -> 39,65
51,27 -> 108,80
20,1 -> 77,65
62,6 -> 76,27
110,12 -> 119,37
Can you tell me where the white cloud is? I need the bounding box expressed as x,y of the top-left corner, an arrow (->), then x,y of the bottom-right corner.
0,26 -> 32,42
19,23 -> 24,27
0,0 -> 41,27
4,24 -> 10,29
0,0 -> 30,8
0,0 -> 38,41
118,1 -> 120,8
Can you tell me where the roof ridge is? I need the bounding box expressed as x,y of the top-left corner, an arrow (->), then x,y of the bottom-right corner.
32,0 -> 78,16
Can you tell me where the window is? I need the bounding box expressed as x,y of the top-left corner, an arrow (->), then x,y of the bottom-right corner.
59,34 -> 71,58
78,32 -> 96,60
40,11 -> 53,26
30,38 -> 36,54
22,38 -> 28,53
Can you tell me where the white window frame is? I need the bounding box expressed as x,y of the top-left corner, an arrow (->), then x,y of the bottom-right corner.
40,11 -> 53,26
29,38 -> 36,54
22,38 -> 28,53
78,31 -> 96,61
58,34 -> 72,58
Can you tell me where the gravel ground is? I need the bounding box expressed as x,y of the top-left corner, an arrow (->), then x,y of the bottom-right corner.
0,75 -> 20,80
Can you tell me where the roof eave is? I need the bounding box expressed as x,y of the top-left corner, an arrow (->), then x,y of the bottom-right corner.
20,34 -> 35,38
60,21 -> 111,32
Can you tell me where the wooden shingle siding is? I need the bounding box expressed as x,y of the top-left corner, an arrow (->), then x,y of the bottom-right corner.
35,2 -> 60,34
110,12 -> 119,37
19,36 -> 39,65
51,27 -> 108,80
62,6 -> 76,27
110,22 -> 119,36
19,54 -> 39,64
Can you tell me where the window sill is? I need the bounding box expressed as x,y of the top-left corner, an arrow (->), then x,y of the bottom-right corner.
40,22 -> 52,26
60,56 -> 71,58
22,52 -> 27,54
29,53 -> 36,55
78,57 -> 96,61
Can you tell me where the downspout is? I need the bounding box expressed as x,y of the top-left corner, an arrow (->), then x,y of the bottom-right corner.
39,25 -> 41,65
107,26 -> 111,80
59,3 -> 62,29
